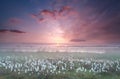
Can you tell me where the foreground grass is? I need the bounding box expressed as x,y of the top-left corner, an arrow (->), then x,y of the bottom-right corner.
0,52 -> 120,79
0,71 -> 120,79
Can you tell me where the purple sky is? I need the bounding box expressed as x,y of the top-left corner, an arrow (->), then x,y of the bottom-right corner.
0,0 -> 120,44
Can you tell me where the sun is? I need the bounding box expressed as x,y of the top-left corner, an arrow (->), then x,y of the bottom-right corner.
53,36 -> 66,45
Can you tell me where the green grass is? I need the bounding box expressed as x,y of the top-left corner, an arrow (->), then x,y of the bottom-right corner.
0,70 -> 120,79
0,51 -> 120,79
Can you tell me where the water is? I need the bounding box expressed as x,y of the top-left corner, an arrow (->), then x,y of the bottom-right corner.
0,43 -> 120,54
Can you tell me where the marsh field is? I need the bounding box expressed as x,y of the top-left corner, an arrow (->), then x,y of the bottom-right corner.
0,43 -> 120,79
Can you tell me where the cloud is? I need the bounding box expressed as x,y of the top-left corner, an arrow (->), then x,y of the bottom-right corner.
10,30 -> 26,33
30,14 -> 38,19
0,29 -> 9,33
38,18 -> 45,22
1,18 -> 23,27
7,18 -> 23,26
0,29 -> 25,33
9,18 -> 22,24
30,0 -> 120,44
59,6 -> 71,14
64,0 -> 120,43
40,9 -> 55,17
31,5 -> 73,23
70,39 -> 86,42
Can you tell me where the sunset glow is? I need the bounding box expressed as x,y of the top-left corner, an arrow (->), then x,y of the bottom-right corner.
0,0 -> 120,44
52,36 -> 66,45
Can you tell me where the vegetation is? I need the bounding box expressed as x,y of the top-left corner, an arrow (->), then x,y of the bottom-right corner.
0,53 -> 120,79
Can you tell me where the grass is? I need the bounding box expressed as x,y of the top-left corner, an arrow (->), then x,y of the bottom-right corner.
0,69 -> 120,79
0,51 -> 120,79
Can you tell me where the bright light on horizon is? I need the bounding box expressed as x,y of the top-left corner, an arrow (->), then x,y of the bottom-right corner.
52,36 -> 67,45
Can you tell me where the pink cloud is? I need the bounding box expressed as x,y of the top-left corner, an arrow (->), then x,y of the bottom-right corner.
8,18 -> 23,25
40,9 -> 55,17
59,6 -> 71,14
2,18 -> 23,27
30,1 -> 120,44
30,14 -> 38,19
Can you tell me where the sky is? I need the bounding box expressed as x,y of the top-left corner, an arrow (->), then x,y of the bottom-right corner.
0,0 -> 120,44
